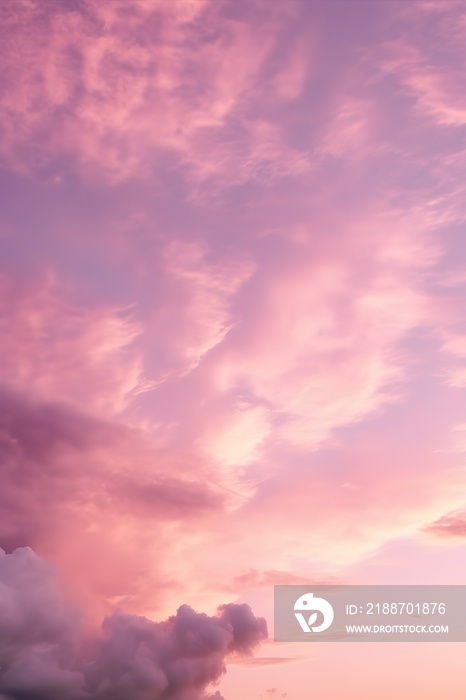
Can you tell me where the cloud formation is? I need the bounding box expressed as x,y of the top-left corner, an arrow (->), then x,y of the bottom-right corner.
0,548 -> 267,700
0,385 -> 225,618
423,511 -> 466,539
2,1 -> 466,696
0,0 -> 307,189
0,272 -> 143,416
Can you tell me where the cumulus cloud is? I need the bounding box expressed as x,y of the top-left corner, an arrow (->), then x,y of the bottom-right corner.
0,548 -> 267,700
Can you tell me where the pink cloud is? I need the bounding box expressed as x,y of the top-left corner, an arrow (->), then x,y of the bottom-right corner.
0,271 -> 143,416
0,386 -> 227,619
0,0 -> 307,190
422,511 -> 466,539
226,569 -> 339,592
2,2 -> 466,696
209,213 -> 432,451
0,1 -> 463,583
378,4 -> 466,127
155,241 -> 255,376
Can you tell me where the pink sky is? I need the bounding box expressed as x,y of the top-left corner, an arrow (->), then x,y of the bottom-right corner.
1,0 -> 466,698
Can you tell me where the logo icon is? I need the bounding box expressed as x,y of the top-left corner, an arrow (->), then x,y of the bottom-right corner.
294,592 -> 334,633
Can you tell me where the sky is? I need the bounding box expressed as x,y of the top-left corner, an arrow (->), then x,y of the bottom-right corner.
0,0 -> 466,698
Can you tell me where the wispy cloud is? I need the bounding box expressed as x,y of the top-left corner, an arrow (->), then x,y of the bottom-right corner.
422,510 -> 466,539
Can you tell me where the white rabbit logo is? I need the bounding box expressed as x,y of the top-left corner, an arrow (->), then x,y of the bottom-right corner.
294,592 -> 334,633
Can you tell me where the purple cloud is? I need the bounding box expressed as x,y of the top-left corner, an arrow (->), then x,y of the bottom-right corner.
0,548 -> 267,700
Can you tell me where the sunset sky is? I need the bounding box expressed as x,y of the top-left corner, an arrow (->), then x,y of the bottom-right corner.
1,0 -> 466,698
